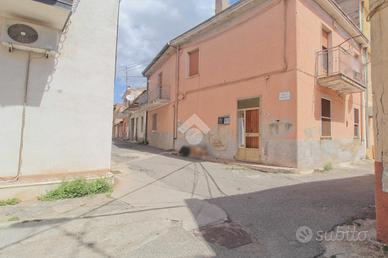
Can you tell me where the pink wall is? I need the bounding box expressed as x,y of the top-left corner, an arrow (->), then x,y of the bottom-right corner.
147,54 -> 176,149
177,0 -> 297,138
146,0 -> 366,168
296,0 -> 363,141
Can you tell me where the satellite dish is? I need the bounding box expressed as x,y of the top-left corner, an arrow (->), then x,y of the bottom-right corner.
8,24 -> 39,44
126,95 -> 135,102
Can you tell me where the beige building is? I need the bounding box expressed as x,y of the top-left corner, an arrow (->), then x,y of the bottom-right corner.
112,87 -> 147,143
127,90 -> 148,143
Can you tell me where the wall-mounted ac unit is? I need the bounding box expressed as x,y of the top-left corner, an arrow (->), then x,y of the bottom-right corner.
0,19 -> 60,54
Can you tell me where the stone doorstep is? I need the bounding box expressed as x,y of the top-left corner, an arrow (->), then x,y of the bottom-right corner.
0,171 -> 115,190
233,162 -> 303,174
201,156 -> 305,174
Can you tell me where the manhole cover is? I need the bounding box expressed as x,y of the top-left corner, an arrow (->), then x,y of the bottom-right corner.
199,222 -> 252,249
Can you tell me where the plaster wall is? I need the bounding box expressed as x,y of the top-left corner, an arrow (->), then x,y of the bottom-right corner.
370,0 -> 388,190
147,53 -> 176,150
370,1 -> 388,242
0,0 -> 119,176
173,0 -> 298,167
295,0 -> 366,168
146,0 -> 367,168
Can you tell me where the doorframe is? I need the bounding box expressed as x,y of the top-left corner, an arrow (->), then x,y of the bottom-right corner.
236,96 -> 262,159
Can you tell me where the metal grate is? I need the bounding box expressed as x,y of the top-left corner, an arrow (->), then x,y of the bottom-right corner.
7,24 -> 38,44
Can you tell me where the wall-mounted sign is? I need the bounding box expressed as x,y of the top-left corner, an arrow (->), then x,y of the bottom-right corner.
218,116 -> 230,125
279,91 -> 291,101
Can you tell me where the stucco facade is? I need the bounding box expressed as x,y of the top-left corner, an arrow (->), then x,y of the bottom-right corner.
144,0 -> 370,169
0,0 -> 119,178
370,0 -> 388,243
295,0 -> 367,168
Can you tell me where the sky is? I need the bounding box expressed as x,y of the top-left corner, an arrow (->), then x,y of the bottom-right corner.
114,0 -> 239,103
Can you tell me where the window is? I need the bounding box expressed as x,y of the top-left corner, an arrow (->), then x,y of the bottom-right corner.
158,72 -> 163,86
152,113 -> 157,131
361,1 -> 365,32
188,49 -> 199,76
141,116 -> 144,132
321,98 -> 331,137
354,108 -> 360,138
322,29 -> 330,74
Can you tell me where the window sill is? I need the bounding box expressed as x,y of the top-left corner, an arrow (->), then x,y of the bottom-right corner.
320,136 -> 332,140
187,74 -> 199,79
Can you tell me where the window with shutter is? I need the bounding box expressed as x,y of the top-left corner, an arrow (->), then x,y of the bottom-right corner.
354,108 -> 360,138
188,49 -> 199,76
152,114 -> 157,131
321,98 -> 331,137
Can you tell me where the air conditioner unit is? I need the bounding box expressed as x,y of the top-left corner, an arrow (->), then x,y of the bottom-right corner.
0,19 -> 60,54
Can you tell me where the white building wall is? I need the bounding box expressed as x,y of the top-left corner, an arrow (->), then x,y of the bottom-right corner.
0,0 -> 119,177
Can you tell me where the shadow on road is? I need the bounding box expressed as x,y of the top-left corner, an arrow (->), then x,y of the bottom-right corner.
1,151 -> 375,258
186,174 -> 375,258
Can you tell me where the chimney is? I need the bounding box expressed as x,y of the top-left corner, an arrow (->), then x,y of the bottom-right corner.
215,0 -> 230,14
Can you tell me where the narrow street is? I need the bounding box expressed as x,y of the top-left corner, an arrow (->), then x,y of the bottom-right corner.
0,142 -> 375,257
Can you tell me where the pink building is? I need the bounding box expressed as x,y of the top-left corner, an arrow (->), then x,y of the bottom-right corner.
143,0 -> 370,169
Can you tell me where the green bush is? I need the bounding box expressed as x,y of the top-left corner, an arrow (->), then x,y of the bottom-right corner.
323,162 -> 333,172
39,178 -> 112,201
0,198 -> 20,206
8,216 -> 20,222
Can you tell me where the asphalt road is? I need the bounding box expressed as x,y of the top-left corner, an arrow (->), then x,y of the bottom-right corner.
0,142 -> 375,257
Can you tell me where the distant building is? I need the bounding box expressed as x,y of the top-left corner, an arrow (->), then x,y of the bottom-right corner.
127,90 -> 148,143
113,104 -> 129,139
0,0 -> 119,179
143,0 -> 371,169
112,87 -> 147,143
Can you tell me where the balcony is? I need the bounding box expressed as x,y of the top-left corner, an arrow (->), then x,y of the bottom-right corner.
0,0 -> 73,31
316,47 -> 366,94
146,85 -> 170,110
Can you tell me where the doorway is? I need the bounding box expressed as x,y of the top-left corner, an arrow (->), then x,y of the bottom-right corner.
322,29 -> 332,75
130,118 -> 135,141
236,97 -> 261,162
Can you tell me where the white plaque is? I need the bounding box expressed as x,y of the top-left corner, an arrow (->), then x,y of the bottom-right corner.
279,91 -> 291,101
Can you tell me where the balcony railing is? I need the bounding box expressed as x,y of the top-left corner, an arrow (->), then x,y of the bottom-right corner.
316,47 -> 366,94
146,85 -> 170,109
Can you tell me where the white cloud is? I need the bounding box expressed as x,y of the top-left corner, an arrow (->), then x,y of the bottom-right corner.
116,0 -> 215,89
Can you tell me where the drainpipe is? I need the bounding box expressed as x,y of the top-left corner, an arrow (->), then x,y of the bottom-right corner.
145,78 -> 149,144
364,48 -> 369,153
369,0 -> 388,243
172,44 -> 180,150
15,52 -> 32,181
